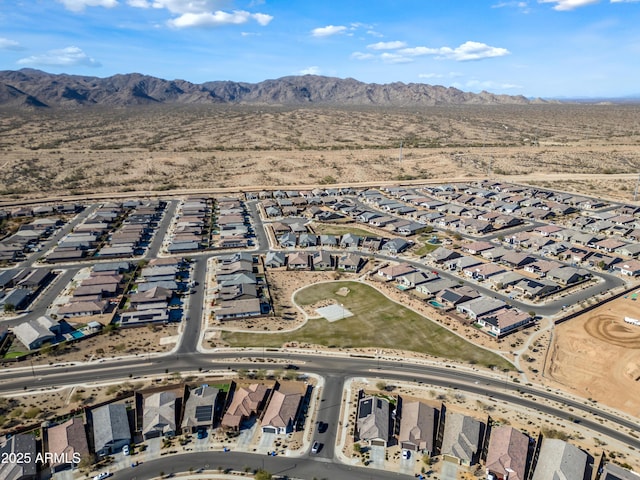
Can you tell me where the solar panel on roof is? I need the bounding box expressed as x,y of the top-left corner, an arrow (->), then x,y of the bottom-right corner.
195,405 -> 213,422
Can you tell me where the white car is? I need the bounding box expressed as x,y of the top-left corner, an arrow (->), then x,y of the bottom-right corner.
122,445 -> 130,456
402,449 -> 410,459
92,472 -> 111,480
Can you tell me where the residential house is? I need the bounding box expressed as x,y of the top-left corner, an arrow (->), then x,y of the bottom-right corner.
378,263 -> 416,281
398,398 -> 438,455
286,252 -> 310,270
381,238 -> 411,254
12,316 -> 59,350
428,247 -> 461,264
46,418 -> 90,472
340,233 -> 362,249
91,403 -> 131,456
547,266 -> 591,286
477,308 -> 533,337
513,278 -> 559,299
446,256 -> 483,272
338,252 -> 365,272
265,251 -> 286,268
261,390 -> 302,434
214,298 -> 262,321
463,262 -> 506,281
601,463 -> 640,480
614,260 -> 640,276
440,412 -> 484,466
437,286 -> 480,307
356,395 -> 390,447
398,271 -> 439,289
500,251 -> 535,268
222,383 -> 268,430
531,439 -> 588,480
178,390 -> 219,436
457,297 -> 506,320
462,241 -> 494,255
416,278 -> 458,296
0,433 -> 37,480
142,391 -> 177,439
311,250 -> 333,270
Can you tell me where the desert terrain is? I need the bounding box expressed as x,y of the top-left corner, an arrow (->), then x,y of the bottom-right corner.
1,104 -> 640,201
547,295 -> 640,416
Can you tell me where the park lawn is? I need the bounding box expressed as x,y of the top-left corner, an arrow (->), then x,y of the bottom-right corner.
311,224 -> 378,238
413,242 -> 441,257
223,281 -> 513,370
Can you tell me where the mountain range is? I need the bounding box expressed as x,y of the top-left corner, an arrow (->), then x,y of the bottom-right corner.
0,69 -> 544,108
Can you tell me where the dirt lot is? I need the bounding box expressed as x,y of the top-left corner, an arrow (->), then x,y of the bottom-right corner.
547,295 -> 640,416
2,104 -> 640,201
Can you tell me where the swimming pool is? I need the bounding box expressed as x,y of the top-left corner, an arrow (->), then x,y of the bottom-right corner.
428,300 -> 445,308
69,330 -> 84,339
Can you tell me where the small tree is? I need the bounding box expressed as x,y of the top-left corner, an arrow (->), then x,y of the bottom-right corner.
375,381 -> 387,391
3,303 -> 15,313
255,469 -> 273,480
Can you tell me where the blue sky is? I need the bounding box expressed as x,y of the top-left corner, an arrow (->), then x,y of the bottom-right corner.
0,0 -> 639,98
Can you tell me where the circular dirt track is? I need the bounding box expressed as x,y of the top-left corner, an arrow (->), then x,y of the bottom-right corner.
583,314 -> 640,348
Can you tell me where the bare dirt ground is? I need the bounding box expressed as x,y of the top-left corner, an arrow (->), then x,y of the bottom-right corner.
547,295 -> 640,416
1,104 -> 640,201
10,323 -> 179,367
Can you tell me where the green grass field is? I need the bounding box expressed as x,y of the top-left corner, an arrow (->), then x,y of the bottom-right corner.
223,281 -> 513,370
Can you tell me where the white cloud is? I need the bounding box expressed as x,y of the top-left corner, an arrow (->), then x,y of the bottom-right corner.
538,0 -> 599,10
252,13 -> 273,26
17,46 -> 101,67
492,1 -> 529,7
401,41 -> 510,61
141,0 -> 228,14
311,25 -> 348,37
127,0 -> 150,6
0,38 -> 23,50
351,51 -> 375,60
298,66 -> 321,75
464,79 -> 522,90
169,10 -> 271,28
57,0 -> 118,12
418,73 -> 445,79
380,52 -> 413,63
367,41 -> 407,50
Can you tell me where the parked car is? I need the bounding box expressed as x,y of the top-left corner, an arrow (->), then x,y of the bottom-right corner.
311,441 -> 321,454
92,472 -> 111,480
122,445 -> 129,456
402,449 -> 410,459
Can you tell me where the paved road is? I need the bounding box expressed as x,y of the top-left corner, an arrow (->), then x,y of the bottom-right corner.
2,352 -> 638,451
111,450 -> 411,480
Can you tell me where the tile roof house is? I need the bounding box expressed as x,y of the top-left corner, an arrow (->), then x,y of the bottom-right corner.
46,417 -> 90,471
356,395 -> 390,446
222,383 -> 269,430
377,263 -> 417,281
457,297 -> 507,320
142,391 -> 177,439
428,247 -> 461,264
440,412 -> 484,466
485,426 -> 529,480
181,385 -> 219,433
261,390 -> 302,435
12,315 -> 59,350
531,438 -> 588,480
398,398 -> 438,455
601,463 -> 640,480
0,433 -> 37,480
614,259 -> 640,276
338,252 -> 365,272
91,403 -> 131,456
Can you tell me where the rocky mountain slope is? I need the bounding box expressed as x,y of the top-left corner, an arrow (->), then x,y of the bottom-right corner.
0,68 -> 539,108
